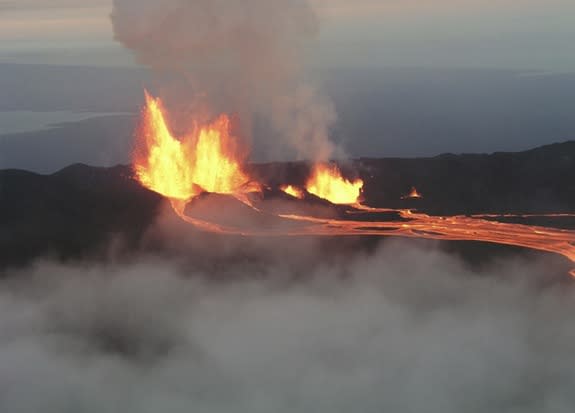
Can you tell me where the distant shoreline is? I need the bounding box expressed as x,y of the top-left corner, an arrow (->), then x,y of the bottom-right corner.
0,110 -> 134,135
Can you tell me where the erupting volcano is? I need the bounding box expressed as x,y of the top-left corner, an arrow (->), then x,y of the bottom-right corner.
133,92 -> 575,276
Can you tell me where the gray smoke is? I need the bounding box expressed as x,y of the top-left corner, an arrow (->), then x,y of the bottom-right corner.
111,0 -> 339,161
1,240 -> 575,412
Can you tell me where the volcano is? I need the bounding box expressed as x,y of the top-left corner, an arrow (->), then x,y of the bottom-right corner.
0,141 -> 574,273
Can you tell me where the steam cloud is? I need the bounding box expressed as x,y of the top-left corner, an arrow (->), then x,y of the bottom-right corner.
1,240 -> 575,412
111,0 -> 338,161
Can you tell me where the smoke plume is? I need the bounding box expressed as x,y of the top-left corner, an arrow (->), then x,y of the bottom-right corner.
1,239 -> 574,412
111,0 -> 338,161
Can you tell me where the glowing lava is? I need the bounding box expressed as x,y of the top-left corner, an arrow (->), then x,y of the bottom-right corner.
281,185 -> 305,199
134,92 -> 258,201
402,187 -> 423,199
306,164 -> 363,205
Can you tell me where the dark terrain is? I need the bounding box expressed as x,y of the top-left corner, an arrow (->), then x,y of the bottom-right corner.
0,141 -> 573,270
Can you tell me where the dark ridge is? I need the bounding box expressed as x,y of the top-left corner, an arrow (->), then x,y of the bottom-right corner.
0,162 -> 163,269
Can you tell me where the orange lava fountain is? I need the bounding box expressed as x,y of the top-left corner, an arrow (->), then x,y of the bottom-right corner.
281,185 -> 305,199
306,164 -> 363,205
134,92 -> 259,201
402,187 -> 423,199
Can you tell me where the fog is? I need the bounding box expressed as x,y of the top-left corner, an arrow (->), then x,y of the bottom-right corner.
1,237 -> 574,412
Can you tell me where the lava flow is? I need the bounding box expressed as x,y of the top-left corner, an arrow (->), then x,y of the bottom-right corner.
279,210 -> 575,277
133,92 -> 575,276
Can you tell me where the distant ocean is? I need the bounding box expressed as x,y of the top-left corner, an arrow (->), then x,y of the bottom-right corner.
0,111 -> 133,135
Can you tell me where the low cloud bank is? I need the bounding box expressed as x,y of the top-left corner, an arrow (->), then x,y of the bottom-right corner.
0,241 -> 573,412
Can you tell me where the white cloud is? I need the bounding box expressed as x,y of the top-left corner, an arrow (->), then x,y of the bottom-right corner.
0,240 -> 573,412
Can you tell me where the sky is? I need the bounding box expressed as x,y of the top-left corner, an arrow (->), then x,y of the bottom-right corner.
0,0 -> 574,166
1,0 -> 575,71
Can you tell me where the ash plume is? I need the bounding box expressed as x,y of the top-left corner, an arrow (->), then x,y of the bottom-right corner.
111,0 -> 339,161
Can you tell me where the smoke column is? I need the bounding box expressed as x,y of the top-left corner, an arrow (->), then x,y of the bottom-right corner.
111,0 -> 338,161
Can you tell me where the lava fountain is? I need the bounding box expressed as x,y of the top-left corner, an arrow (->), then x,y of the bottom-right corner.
402,187 -> 423,199
134,92 -> 259,201
306,164 -> 363,205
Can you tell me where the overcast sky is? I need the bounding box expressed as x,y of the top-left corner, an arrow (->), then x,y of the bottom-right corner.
1,0 -> 575,70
